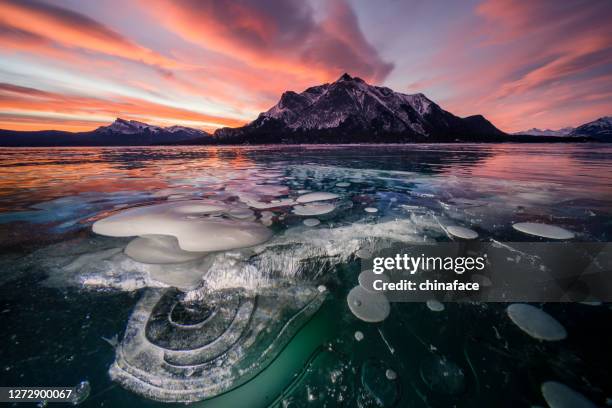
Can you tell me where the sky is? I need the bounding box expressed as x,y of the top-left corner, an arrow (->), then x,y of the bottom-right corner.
0,0 -> 610,133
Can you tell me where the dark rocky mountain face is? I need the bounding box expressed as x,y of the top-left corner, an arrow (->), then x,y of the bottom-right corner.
570,116 -> 612,140
0,118 -> 210,146
214,73 -> 506,143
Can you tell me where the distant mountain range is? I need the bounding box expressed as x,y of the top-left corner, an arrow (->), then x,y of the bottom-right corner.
512,127 -> 575,137
0,75 -> 608,146
0,118 -> 209,147
513,117 -> 611,140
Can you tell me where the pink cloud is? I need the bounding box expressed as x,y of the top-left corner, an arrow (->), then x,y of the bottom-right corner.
145,0 -> 393,84
419,0 -> 611,132
0,0 -> 183,69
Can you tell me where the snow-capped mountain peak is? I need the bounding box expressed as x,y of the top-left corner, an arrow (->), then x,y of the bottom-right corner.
95,118 -> 208,137
514,116 -> 611,140
215,73 -> 504,142
570,116 -> 612,140
164,125 -> 207,136
259,73 -> 439,133
512,127 -> 574,136
99,118 -> 163,134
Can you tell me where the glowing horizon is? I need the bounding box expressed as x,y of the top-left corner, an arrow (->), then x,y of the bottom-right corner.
0,0 -> 610,133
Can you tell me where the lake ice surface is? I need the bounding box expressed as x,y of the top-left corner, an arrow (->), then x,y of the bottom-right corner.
0,144 -> 610,406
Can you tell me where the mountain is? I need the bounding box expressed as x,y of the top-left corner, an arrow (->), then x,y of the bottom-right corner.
569,116 -> 612,140
1,79 -> 606,146
0,118 -> 210,146
93,118 -> 210,144
212,73 -> 506,143
95,118 -> 164,135
512,127 -> 574,137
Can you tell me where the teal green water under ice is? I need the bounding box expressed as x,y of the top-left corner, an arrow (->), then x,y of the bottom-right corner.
0,144 -> 611,407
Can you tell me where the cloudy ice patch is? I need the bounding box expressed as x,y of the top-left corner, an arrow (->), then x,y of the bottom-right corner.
125,235 -> 207,264
541,381 -> 596,408
358,270 -> 389,292
426,299 -> 445,312
512,222 -> 575,240
296,192 -> 340,203
38,205 -> 432,293
506,304 -> 567,341
446,225 -> 478,240
93,200 -> 273,252
347,285 -> 390,323
303,218 -> 321,227
293,203 -> 336,216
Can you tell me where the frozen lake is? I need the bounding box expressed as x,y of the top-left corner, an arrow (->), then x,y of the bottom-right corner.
0,143 -> 610,406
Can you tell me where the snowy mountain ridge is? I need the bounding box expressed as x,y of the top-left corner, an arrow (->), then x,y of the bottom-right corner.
95,118 -> 207,136
570,116 -> 612,140
513,127 -> 574,137
214,73 -> 505,143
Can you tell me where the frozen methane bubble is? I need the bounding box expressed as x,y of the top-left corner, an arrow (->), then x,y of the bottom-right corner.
93,200 -> 272,252
361,360 -> 399,407
541,381 -> 596,408
506,304 -> 567,341
239,195 -> 295,210
385,369 -> 397,380
426,299 -> 445,312
303,218 -> 321,227
512,222 -> 575,240
125,235 -> 206,264
579,301 -> 602,306
293,203 -> 335,216
446,225 -> 478,240
364,207 -> 378,213
227,208 -> 255,220
252,185 -> 288,196
260,210 -> 274,226
109,286 -> 326,402
354,331 -> 364,341
70,380 -> 91,405
358,270 -> 389,292
419,355 -> 466,396
296,192 -> 339,203
347,285 -> 390,323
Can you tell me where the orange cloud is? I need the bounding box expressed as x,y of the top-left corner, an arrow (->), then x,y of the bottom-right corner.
0,83 -> 246,131
0,0 -> 182,69
145,0 -> 392,84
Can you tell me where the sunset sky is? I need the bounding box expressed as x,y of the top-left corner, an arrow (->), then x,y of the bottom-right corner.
0,0 -> 610,133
